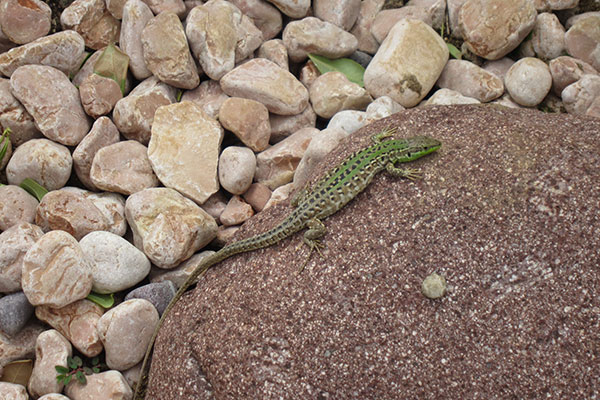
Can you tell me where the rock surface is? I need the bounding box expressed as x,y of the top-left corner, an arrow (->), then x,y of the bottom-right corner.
146,105 -> 600,399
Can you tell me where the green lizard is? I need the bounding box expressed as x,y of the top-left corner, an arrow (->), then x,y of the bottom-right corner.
133,129 -> 441,399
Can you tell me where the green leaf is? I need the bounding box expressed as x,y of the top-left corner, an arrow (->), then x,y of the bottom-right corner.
92,367 -> 100,373
56,374 -> 65,383
55,365 -> 69,374
76,370 -> 86,384
91,357 -> 99,366
83,367 -> 93,375
447,43 -> 462,60
307,54 -> 365,87
64,375 -> 72,385
67,357 -> 77,369
73,356 -> 83,367
86,292 -> 115,308
176,89 -> 183,102
0,127 -> 11,164
19,178 -> 48,201
94,44 -> 129,95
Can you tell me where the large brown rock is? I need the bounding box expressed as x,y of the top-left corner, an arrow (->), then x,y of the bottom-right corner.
146,105 -> 600,399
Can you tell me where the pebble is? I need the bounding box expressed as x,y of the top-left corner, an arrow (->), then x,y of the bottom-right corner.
148,101 -> 224,204
63,187 -> 127,237
5,138 -> 72,190
35,299 -> 103,357
561,74 -> 600,115
0,382 -> 28,400
28,329 -> 71,398
459,0 -> 537,60
314,0 -> 361,31
22,230 -> 92,308
0,31 -> 85,77
124,281 -> 176,316
0,0 -> 51,45
125,187 -> 218,268
564,15 -> 600,71
293,127 -> 350,190
72,116 -> 120,191
35,189 -> 113,240
113,76 -> 177,144
327,109 -> 368,134
96,299 -> 159,370
371,6 -> 433,44
186,0 -> 239,81
242,183 -> 272,212
80,231 -> 151,294
257,39 -> 289,70
255,127 -> 317,189
10,65 -> 90,146
0,186 -> 38,231
65,370 -> 132,399
90,140 -> 159,195
220,195 -> 255,226
350,0 -> 384,54
0,223 -> 43,293
219,97 -> 271,152
521,12 -> 566,61
0,78 -> 41,147
364,19 -> 448,107
181,80 -> 230,119
436,59 -> 504,102
38,393 -> 71,400
0,292 -> 33,337
220,58 -> 309,115
309,71 -> 372,118
505,57 -> 552,107
0,322 -> 45,376
142,12 -> 199,89
282,16 -> 358,63
269,105 -> 317,143
218,146 -> 257,195
79,72 -> 123,118
425,88 -> 481,106
60,0 -> 120,50
150,250 -> 214,289
421,272 -> 447,299
549,56 -> 598,96
120,0 -> 153,80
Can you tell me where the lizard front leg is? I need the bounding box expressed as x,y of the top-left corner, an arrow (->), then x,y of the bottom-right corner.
385,162 -> 422,180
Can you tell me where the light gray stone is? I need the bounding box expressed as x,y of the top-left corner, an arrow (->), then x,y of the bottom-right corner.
436,59 -> 504,102
0,78 -> 41,147
309,71 -> 372,118
96,299 -> 159,370
80,231 -> 151,294
0,186 -> 38,231
120,0 -> 153,80
65,370 -> 132,399
505,57 -> 552,107
313,0 -> 361,31
218,146 -> 257,195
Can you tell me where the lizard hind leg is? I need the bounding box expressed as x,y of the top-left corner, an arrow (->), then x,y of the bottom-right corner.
297,218 -> 327,272
372,126 -> 398,143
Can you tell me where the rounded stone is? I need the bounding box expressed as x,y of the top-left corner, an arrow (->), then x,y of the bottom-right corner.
505,57 -> 552,107
422,273 -> 447,299
0,0 -> 51,44
218,146 -> 256,195
96,299 -> 159,370
0,185 -> 38,231
80,231 -> 151,294
124,280 -> 176,316
5,139 -> 72,190
22,230 -> 93,308
0,292 -> 34,337
0,223 -> 44,293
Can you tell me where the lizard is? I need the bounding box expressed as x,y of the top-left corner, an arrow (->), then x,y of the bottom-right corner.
133,128 -> 441,399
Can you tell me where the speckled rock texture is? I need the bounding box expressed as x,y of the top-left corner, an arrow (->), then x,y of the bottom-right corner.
147,105 -> 599,399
